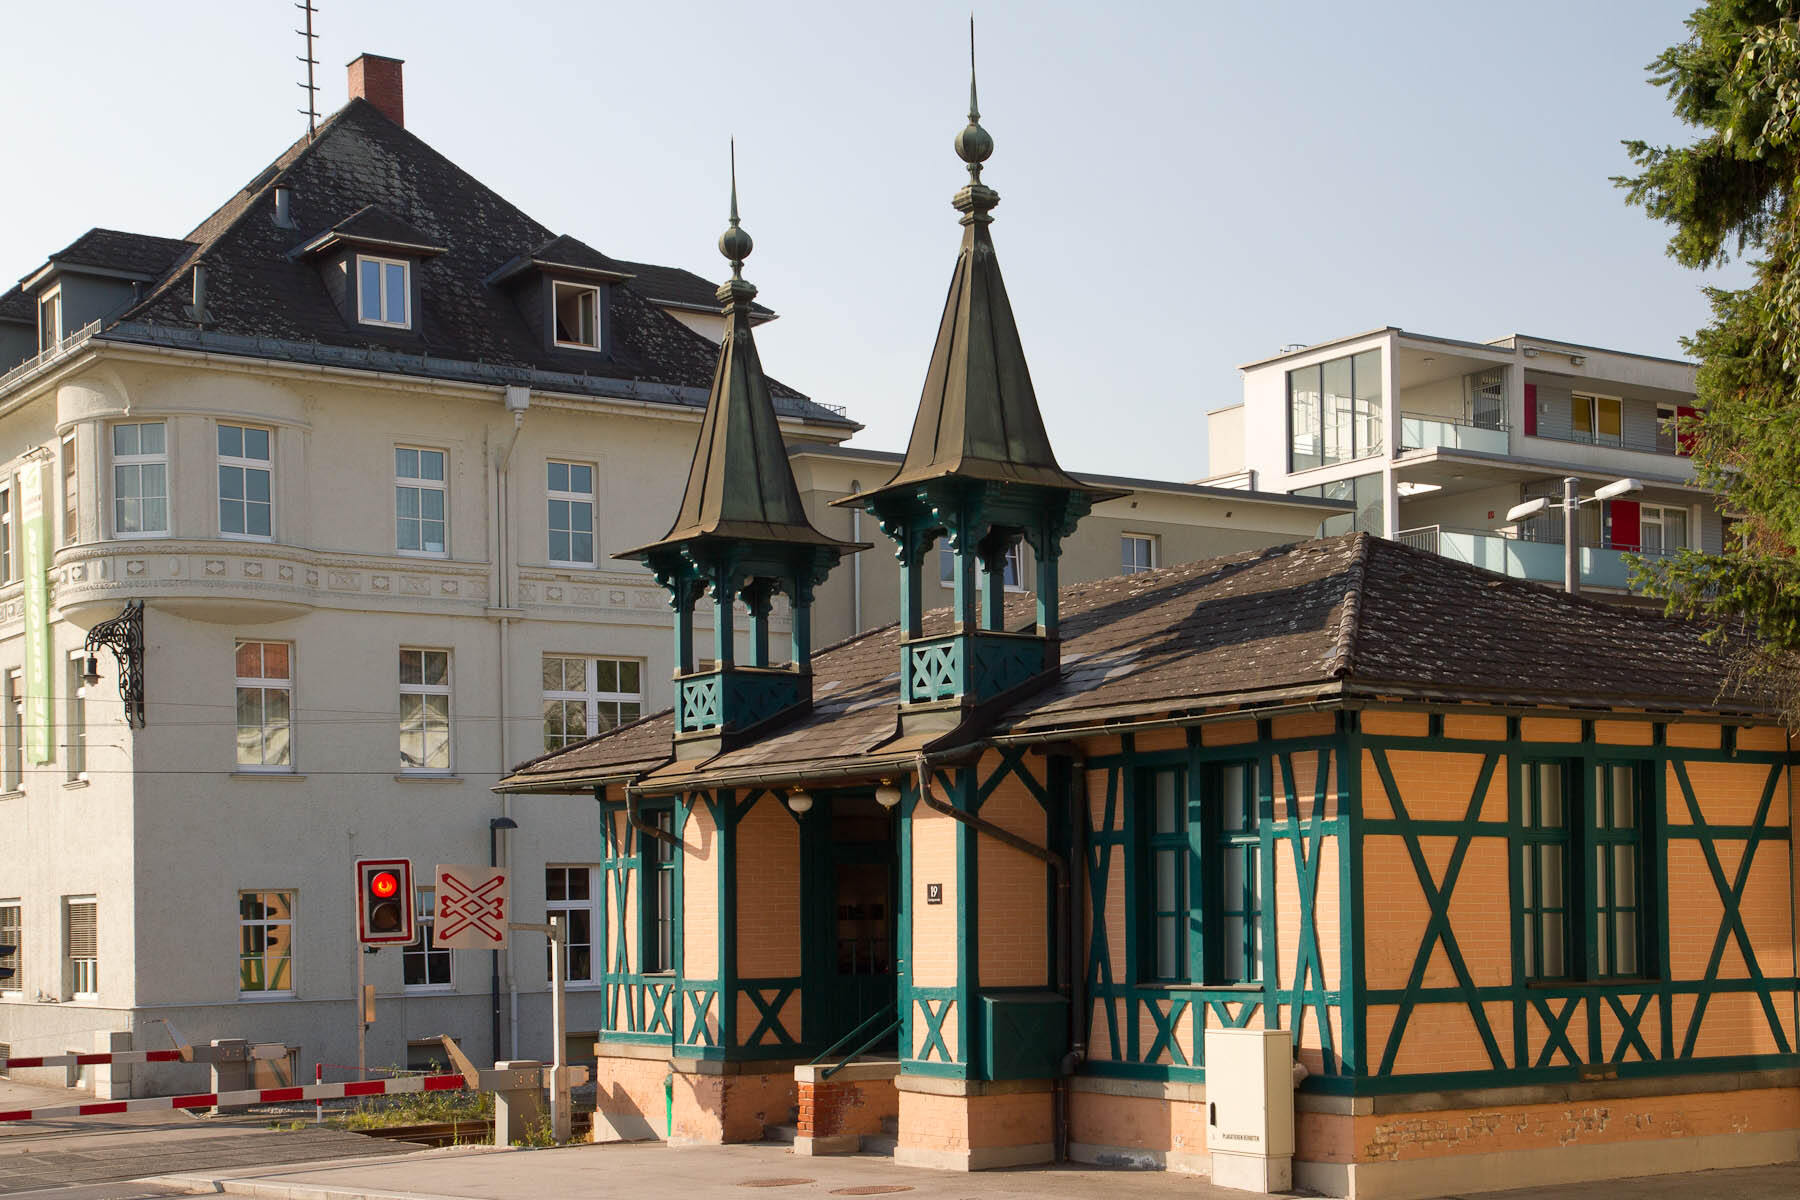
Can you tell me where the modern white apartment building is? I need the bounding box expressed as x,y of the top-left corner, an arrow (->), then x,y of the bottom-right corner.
0,55 -> 1346,1095
1210,327 -> 1718,595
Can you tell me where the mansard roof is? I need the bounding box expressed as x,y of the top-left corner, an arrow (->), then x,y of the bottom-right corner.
2,99 -> 848,426
498,533 -> 1760,793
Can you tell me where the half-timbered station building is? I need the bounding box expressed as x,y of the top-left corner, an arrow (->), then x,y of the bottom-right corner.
499,67 -> 1800,1200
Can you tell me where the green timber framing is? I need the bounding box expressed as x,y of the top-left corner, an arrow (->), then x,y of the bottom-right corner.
587,700 -> 1797,1101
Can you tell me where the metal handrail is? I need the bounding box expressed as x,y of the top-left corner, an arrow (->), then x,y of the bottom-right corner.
820,1013 -> 902,1081
1529,425 -> 1682,457
1400,409 -> 1511,433
808,1001 -> 898,1072
1398,524 -> 1687,557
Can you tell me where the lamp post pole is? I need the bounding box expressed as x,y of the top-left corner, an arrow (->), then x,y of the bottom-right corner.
1563,475 -> 1580,596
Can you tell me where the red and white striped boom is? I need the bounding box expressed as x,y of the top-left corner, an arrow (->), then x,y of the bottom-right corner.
0,1071 -> 466,1123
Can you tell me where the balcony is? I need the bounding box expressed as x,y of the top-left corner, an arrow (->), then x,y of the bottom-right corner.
1396,526 -> 1676,592
1398,411 -> 1509,457
1532,425 -> 1685,456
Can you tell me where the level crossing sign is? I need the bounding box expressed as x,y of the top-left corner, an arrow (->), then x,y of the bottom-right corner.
433,864 -> 510,949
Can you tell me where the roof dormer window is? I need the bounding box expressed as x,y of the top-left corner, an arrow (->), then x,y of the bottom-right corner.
553,281 -> 600,350
357,255 -> 411,328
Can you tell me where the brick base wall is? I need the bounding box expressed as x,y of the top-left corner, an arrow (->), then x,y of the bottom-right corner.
798,1076 -> 898,1139
589,1051 -> 798,1145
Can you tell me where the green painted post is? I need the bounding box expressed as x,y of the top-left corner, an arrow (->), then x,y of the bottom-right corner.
790,597 -> 812,670
712,567 -> 734,668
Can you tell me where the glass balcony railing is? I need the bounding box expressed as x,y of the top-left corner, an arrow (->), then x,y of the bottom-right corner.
1396,526 -> 1675,592
1398,412 -> 1510,456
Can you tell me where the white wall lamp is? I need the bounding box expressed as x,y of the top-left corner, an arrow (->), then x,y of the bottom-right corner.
875,779 -> 902,809
786,787 -> 814,815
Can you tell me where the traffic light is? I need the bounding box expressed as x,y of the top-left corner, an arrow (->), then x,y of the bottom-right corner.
355,858 -> 415,945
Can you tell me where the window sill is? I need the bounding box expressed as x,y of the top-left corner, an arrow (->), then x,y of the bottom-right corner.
0,789 -> 21,801
239,991 -> 296,1001
62,778 -> 89,791
553,340 -> 605,353
233,771 -> 306,782
111,531 -> 171,541
397,549 -> 450,560
1525,977 -> 1663,990
396,773 -> 461,784
403,985 -> 456,995
219,533 -> 276,544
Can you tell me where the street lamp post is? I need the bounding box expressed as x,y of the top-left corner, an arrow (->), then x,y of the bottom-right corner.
1505,475 -> 1643,596
488,816 -> 517,1064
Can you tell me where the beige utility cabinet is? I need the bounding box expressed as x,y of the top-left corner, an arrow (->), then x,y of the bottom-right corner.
1203,1027 -> 1294,1192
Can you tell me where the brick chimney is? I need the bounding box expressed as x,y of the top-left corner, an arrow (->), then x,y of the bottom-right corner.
347,53 -> 405,127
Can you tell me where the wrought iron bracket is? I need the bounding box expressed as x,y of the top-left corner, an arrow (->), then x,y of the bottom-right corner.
85,600 -> 145,728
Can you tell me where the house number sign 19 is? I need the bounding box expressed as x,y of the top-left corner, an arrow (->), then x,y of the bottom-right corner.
926,883 -> 943,905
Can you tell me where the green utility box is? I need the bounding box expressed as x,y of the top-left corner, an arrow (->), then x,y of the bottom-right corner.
979,991 -> 1069,1080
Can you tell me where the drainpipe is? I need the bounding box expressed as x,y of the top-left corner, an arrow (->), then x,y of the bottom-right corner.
624,781 -> 684,851
850,480 -> 863,635
912,750 -> 1075,1158
494,386 -> 530,1059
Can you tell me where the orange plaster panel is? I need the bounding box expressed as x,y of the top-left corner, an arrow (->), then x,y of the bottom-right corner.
1313,839 -> 1342,991
1071,1092 -> 1211,1159
1687,987 -> 1796,1060
1381,1001 -> 1509,1076
1088,768 -> 1121,831
1281,749 -> 1338,820
1382,750 -> 1491,821
910,802 -> 960,988
1666,722 -> 1721,750
1362,711 -> 1429,737
1352,1088 -> 1800,1164
1274,712 -> 1336,740
1666,841 -> 1726,979
1521,717 -> 1581,743
1442,839 -> 1511,988
1740,726 -> 1789,752
1360,756 -> 1395,821
1675,760 -> 1788,826
1203,719 -> 1258,747
1361,837 -> 1430,990
977,769 -> 1050,988
1444,714 -> 1507,741
734,794 -> 800,977
1134,729 -> 1187,753
1594,719 -> 1654,746
683,801 -> 719,979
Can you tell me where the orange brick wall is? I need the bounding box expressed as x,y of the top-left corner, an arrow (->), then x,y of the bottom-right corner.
911,796 -> 960,990
976,754 -> 1050,989
897,1087 -> 1052,1154
683,800 -> 719,981
799,1076 -> 899,1138
734,793 -> 800,978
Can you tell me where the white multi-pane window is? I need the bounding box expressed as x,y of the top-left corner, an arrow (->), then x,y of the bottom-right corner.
235,641 -> 293,770
357,255 -> 410,328
64,652 -> 85,781
238,891 -> 294,996
552,282 -> 601,349
395,448 -> 448,556
1122,534 -> 1157,575
939,540 -> 1021,588
403,887 -> 451,988
61,433 -> 76,546
1,901 -> 21,995
65,896 -> 96,998
398,648 -> 452,773
112,422 -> 168,536
4,669 -> 21,791
218,424 -> 273,539
1640,504 -> 1689,555
38,288 -> 61,352
546,461 -> 595,565
542,656 -> 643,750
545,866 -> 597,984
0,482 -> 12,584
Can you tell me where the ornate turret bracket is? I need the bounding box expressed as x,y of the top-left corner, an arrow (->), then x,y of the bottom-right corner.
83,599 -> 145,728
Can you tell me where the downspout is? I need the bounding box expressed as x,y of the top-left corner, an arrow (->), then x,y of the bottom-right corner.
625,781 -> 685,851
494,386 -> 530,1059
912,750 -> 1075,1158
850,480 -> 862,635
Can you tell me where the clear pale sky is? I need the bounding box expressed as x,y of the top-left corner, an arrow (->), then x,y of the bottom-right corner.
0,1 -> 1733,481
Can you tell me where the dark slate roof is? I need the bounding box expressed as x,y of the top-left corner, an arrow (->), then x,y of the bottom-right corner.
498,533 -> 1755,792
33,228 -> 194,281
616,259 -> 776,321
295,204 -> 447,256
60,99 -> 837,419
0,286 -> 30,325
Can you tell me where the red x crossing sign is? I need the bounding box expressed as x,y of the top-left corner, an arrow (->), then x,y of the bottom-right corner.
432,864 -> 510,949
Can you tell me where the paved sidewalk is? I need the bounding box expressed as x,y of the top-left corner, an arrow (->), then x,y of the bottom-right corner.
142,1140 -> 1800,1200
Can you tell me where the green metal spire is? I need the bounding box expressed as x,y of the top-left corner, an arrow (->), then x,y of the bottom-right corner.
622,147 -> 850,555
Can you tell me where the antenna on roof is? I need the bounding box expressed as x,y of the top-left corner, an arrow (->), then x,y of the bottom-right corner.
295,0 -> 321,139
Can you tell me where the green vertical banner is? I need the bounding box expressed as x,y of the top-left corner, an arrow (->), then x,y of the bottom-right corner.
21,459 -> 51,764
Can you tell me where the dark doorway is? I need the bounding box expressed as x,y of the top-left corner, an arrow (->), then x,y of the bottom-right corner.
811,793 -> 899,1052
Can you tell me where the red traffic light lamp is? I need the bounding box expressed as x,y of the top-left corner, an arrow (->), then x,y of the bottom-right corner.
355,858 -> 414,945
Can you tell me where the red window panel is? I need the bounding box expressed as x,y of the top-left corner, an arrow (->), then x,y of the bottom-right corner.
1675,405 -> 1699,456
1524,383 -> 1538,436
1608,500 -> 1640,552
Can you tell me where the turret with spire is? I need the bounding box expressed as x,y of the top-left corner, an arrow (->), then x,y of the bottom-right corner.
621,147 -> 865,751
838,31 -> 1123,723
